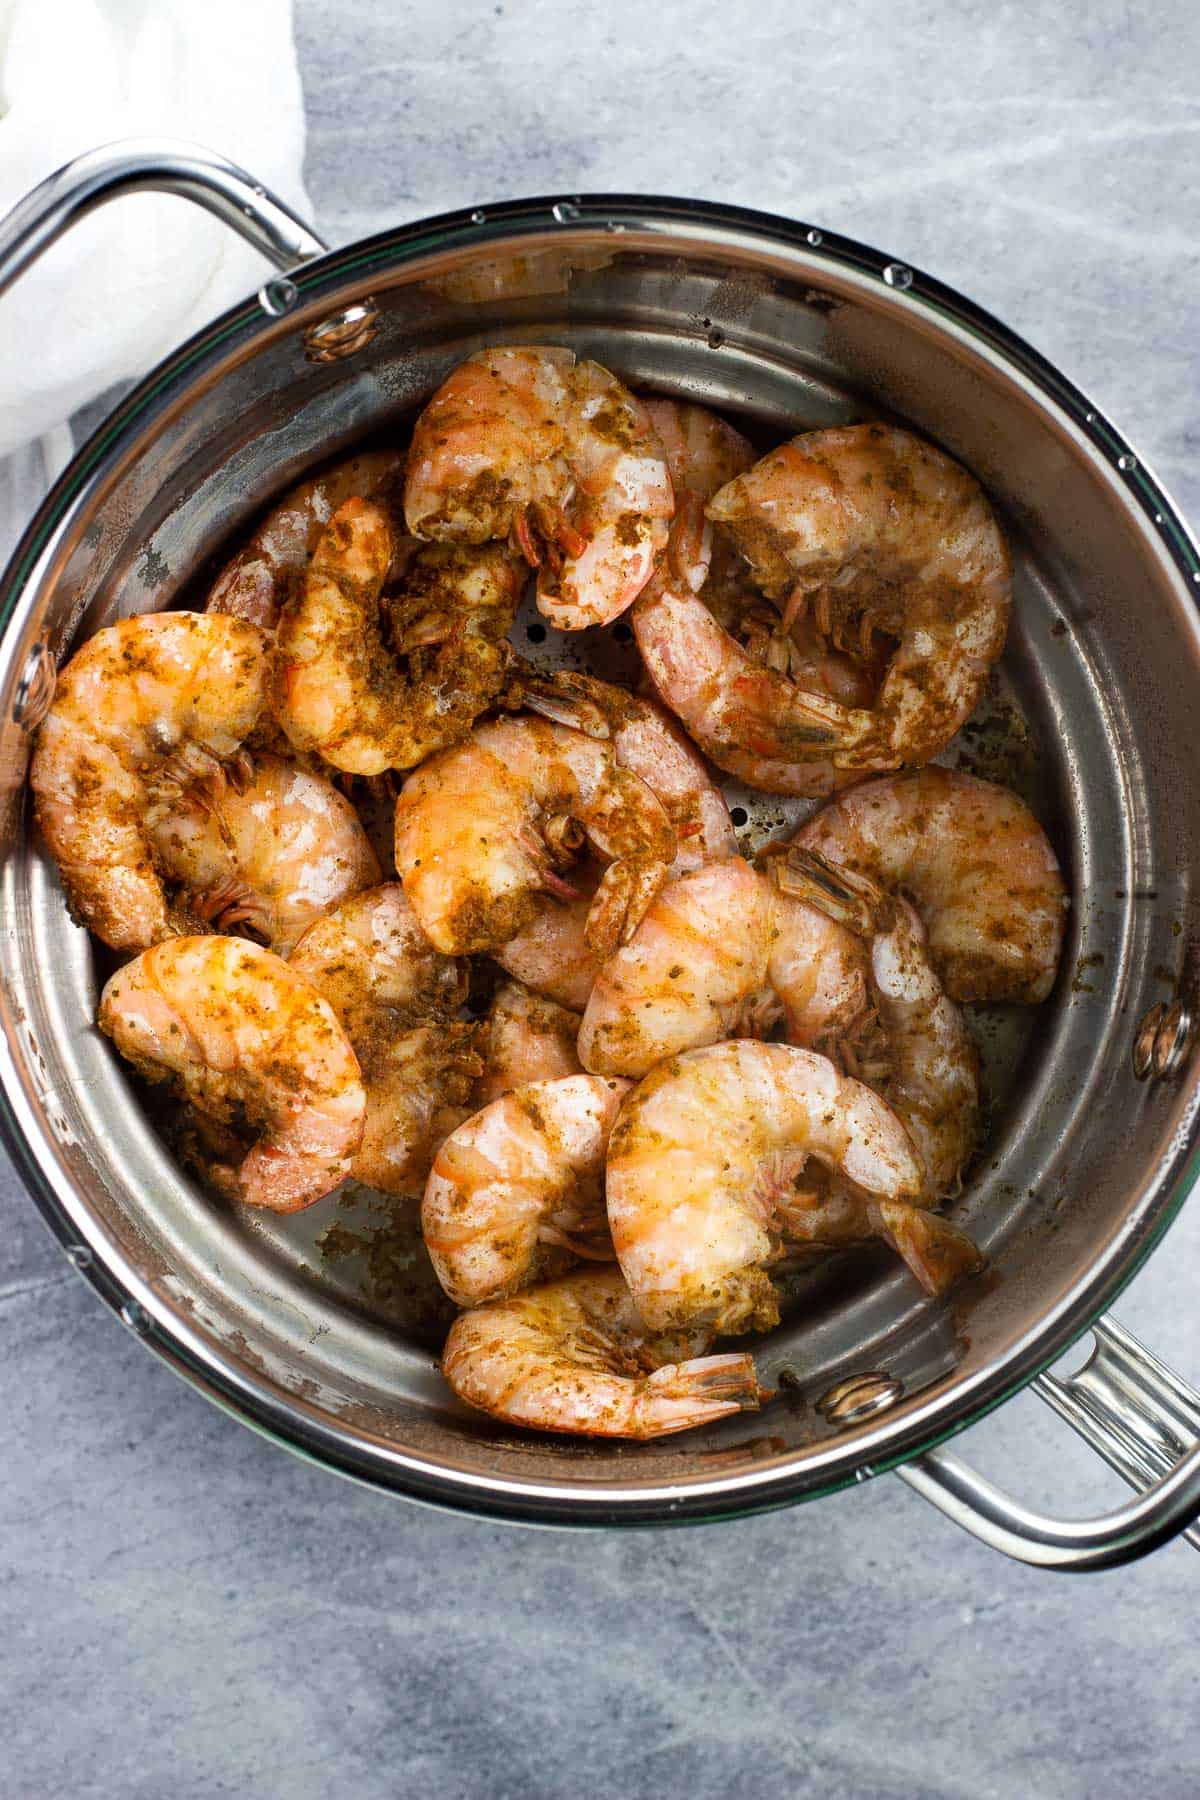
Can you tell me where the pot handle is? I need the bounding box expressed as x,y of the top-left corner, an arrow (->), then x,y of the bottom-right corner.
896,1315 -> 1200,1569
0,137 -> 327,301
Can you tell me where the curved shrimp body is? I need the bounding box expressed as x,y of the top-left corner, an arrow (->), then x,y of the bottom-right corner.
146,753 -> 380,956
393,715 -> 676,960
792,767 -> 1067,1003
606,1041 -> 924,1334
476,980 -> 582,1106
205,448 -> 406,628
405,347 -> 674,629
289,885 -> 478,1196
632,401 -> 856,796
99,936 -> 364,1213
706,424 -> 1012,768
516,669 -> 736,874
643,396 -> 755,593
31,612 -> 269,951
494,879 -> 599,1011
442,1268 -> 765,1440
536,360 -> 674,630
634,578 -> 861,796
578,856 -> 870,1080
423,1073 -> 628,1308
274,498 -> 523,776
405,346 -> 576,542
771,848 -> 983,1288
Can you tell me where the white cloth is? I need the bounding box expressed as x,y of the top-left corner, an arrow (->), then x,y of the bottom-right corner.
0,0 -> 311,467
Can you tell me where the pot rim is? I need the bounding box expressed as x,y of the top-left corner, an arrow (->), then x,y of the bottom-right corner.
4,190 -> 1200,1525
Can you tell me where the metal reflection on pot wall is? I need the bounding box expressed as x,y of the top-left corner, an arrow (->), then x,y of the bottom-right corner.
1,140 -> 1199,1564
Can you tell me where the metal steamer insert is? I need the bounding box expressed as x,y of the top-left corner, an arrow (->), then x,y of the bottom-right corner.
1,139 -> 1199,1566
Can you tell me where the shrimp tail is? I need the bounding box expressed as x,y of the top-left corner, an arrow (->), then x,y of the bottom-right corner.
868,1200 -> 986,1297
770,846 -> 884,937
638,1353 -> 767,1436
515,671 -> 614,740
585,856 -> 669,959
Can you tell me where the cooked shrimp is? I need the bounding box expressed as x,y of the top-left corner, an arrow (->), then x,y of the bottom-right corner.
791,766 -> 1067,1002
632,400 -> 860,795
423,1073 -> 627,1307
146,752 -> 380,956
765,850 -> 983,1292
289,885 -> 479,1195
442,1267 -> 765,1439
515,669 -> 736,872
493,673 -> 735,1006
274,498 -> 523,775
634,576 -> 863,796
393,715 -> 676,960
98,935 -> 364,1213
31,612 -> 269,951
494,879 -> 600,1010
578,856 -> 870,1080
405,346 -> 674,628
405,345 -> 575,542
476,979 -> 582,1106
642,396 -> 755,593
537,360 -> 674,629
706,424 -> 1012,768
606,1041 -> 924,1333
205,448 -> 407,628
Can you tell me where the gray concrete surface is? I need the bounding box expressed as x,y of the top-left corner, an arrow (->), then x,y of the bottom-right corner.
4,2 -> 1200,1794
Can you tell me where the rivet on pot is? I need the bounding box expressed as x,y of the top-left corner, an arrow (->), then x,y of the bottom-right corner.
65,1244 -> 93,1271
258,276 -> 299,318
12,640 -> 56,730
120,1298 -> 151,1334
1132,1000 -> 1193,1080
817,1370 -> 904,1425
303,299 -> 380,363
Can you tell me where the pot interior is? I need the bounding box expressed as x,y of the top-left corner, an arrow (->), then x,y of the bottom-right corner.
2,204 -> 1198,1519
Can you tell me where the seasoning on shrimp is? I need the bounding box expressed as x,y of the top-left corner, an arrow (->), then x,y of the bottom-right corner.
475,979 -> 582,1106
442,1268 -> 766,1439
605,1040 -> 928,1334
146,751 -> 380,956
706,423 -> 1012,769
632,398 -> 863,796
578,855 -> 871,1080
273,497 -> 524,774
31,612 -> 270,951
790,765 -> 1067,1003
404,346 -> 674,628
289,884 -> 480,1197
487,672 -> 736,1008
423,1073 -> 628,1307
393,714 -> 676,961
205,448 -> 407,628
99,935 -> 364,1213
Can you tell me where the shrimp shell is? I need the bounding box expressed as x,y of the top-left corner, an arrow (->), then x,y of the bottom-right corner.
273,498 -> 523,775
578,857 -> 870,1080
393,715 -> 676,960
792,767 -> 1068,1003
423,1073 -> 628,1307
147,752 -> 380,956
99,936 -> 364,1213
289,885 -> 477,1196
31,612 -> 269,951
476,979 -> 582,1106
707,424 -> 1012,769
442,1268 -> 765,1440
205,448 -> 407,628
606,1041 -> 923,1334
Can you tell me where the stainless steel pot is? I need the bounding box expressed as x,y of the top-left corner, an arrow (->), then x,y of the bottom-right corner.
3,140 -> 1200,1569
